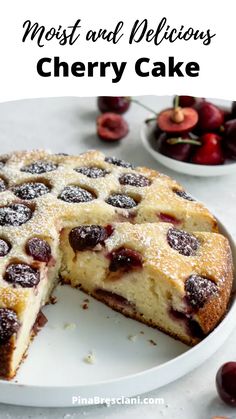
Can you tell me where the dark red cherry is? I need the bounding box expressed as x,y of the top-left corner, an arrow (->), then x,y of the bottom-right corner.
13,182 -> 50,200
105,156 -> 134,169
0,204 -> 32,227
173,96 -> 205,108
119,173 -> 151,187
159,213 -> 181,225
74,166 -> 109,178
69,225 -> 109,251
0,308 -> 20,343
158,107 -> 198,134
216,362 -> 236,406
98,97 -> 131,114
58,186 -> 95,203
0,178 -> 6,192
224,119 -> 236,159
109,247 -> 143,272
192,133 -> 225,165
174,189 -> 195,201
4,263 -> 40,288
158,136 -> 194,162
232,102 -> 236,119
185,275 -> 218,308
26,237 -> 51,262
21,161 -> 57,174
106,194 -> 138,209
167,228 -> 199,256
95,288 -> 134,310
0,239 -> 11,256
196,101 -> 224,132
97,113 -> 129,141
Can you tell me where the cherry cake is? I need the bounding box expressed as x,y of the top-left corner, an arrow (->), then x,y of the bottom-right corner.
0,150 -> 233,378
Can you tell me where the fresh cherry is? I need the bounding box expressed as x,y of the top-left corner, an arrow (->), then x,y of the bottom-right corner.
98,97 -> 131,114
0,308 -> 20,343
192,133 -> 225,165
216,362 -> 236,406
231,101 -> 236,118
173,96 -> 205,108
157,107 -> 198,134
195,101 -> 224,133
224,119 -> 236,159
97,113 -> 129,141
158,135 -> 195,162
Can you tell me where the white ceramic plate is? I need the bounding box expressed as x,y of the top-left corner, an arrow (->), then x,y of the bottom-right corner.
141,121 -> 236,177
0,221 -> 235,408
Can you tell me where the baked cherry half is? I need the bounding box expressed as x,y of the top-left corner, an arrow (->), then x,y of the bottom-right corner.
26,237 -> 51,263
0,239 -> 11,257
167,227 -> 199,256
0,204 -> 32,227
58,186 -> 95,203
0,308 -> 20,344
4,263 -> 40,288
74,166 -> 109,179
119,173 -> 151,187
109,247 -> 143,272
105,156 -> 134,169
21,160 -> 58,174
13,182 -> 50,200
106,194 -> 138,209
69,225 -> 112,251
185,274 -> 218,308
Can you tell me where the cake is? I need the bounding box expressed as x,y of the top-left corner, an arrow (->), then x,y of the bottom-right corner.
0,149 -> 233,379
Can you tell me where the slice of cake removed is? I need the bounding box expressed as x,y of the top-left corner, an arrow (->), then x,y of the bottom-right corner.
60,222 -> 233,346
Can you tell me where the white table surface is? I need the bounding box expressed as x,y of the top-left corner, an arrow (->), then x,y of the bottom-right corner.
0,96 -> 235,419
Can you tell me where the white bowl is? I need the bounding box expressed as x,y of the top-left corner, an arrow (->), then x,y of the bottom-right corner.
141,121 -> 236,177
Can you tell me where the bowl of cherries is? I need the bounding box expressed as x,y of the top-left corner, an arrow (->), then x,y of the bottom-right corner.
141,96 -> 236,176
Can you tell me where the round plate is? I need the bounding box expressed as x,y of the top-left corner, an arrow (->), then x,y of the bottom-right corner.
0,222 -> 235,407
141,121 -> 236,177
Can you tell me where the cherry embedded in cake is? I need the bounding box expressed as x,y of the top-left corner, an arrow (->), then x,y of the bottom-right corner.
109,247 -> 143,272
69,225 -> 109,251
13,182 -> 50,200
119,173 -> 151,187
21,160 -> 58,174
106,194 -> 138,209
0,178 -> 6,193
0,239 -> 11,257
167,227 -> 199,256
4,263 -> 40,288
104,156 -> 134,169
0,149 -> 233,379
0,308 -> 20,344
74,166 -> 110,178
0,203 -> 32,227
26,238 -> 51,263
58,186 -> 96,203
173,189 -> 195,201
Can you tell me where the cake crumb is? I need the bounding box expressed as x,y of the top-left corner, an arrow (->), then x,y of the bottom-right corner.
128,334 -> 138,342
149,339 -> 157,346
140,331 -> 144,335
49,295 -> 57,305
84,298 -> 89,303
84,351 -> 96,364
64,322 -> 76,330
82,303 -> 88,310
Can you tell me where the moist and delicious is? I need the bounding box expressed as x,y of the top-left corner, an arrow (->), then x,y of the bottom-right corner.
0,149 -> 233,379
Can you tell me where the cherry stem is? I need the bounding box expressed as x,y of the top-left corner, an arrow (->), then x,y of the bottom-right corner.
145,117 -> 157,124
131,99 -> 158,116
174,95 -> 179,109
167,137 -> 202,146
